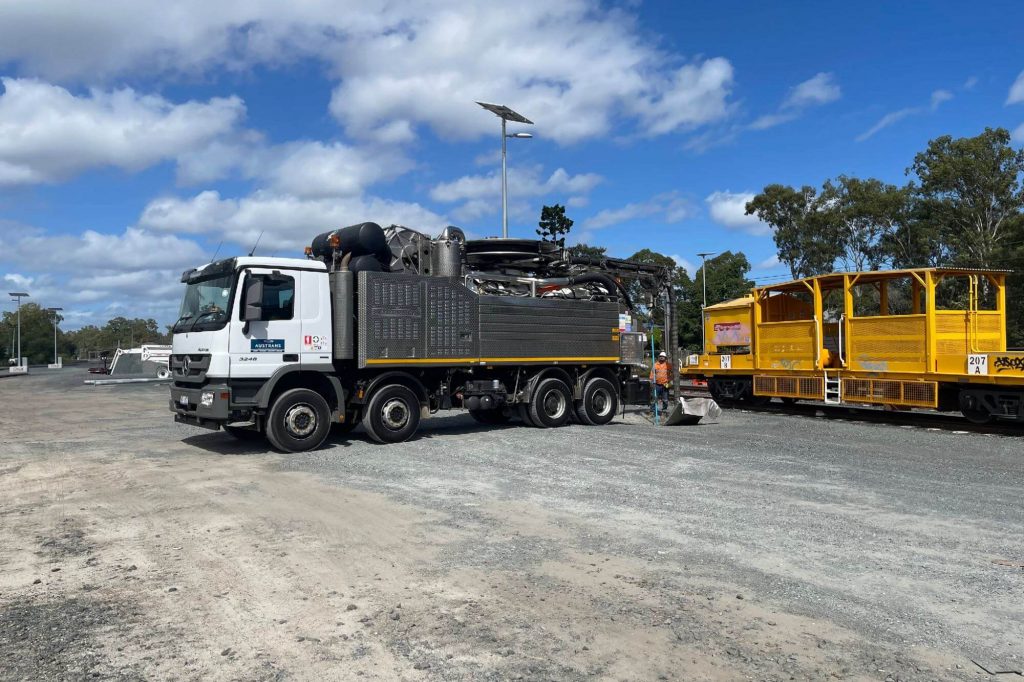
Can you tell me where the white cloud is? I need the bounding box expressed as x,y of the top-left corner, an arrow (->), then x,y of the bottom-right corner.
138,190 -> 447,252
582,193 -> 693,231
750,72 -> 840,130
264,141 -> 413,199
0,226 -> 211,324
1013,122 -> 1024,142
1,226 -> 207,273
0,2 -> 736,145
856,88 -> 954,142
0,77 -> 244,185
430,166 -> 603,222
782,72 -> 841,109
755,254 -> 781,270
705,191 -> 769,235
963,76 -> 978,91
1007,70 -> 1024,105
930,89 -> 953,109
668,254 -> 697,275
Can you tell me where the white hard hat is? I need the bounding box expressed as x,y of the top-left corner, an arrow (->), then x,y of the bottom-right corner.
658,351 -> 667,358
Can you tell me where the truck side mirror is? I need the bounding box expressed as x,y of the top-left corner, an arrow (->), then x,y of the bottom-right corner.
244,277 -> 264,321
242,277 -> 263,334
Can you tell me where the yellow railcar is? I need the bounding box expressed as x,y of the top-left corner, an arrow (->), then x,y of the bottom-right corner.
684,267 -> 1024,424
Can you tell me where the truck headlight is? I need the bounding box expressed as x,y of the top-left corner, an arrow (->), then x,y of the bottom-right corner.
201,391 -> 214,407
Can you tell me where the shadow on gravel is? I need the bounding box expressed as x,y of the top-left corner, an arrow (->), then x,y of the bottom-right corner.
181,432 -> 273,456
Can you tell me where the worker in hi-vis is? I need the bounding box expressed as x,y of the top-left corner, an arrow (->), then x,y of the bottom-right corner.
650,351 -> 671,413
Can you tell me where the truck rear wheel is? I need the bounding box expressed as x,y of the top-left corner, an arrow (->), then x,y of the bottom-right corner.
575,377 -> 618,425
529,378 -> 571,428
516,404 -> 535,426
363,384 -> 421,443
265,388 -> 331,453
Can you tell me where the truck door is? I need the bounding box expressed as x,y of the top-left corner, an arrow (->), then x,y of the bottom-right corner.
299,270 -> 333,367
229,268 -> 302,378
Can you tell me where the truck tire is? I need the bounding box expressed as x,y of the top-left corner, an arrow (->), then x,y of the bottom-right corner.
528,377 -> 571,428
469,408 -> 511,425
224,425 -> 263,442
575,377 -> 618,426
362,384 -> 420,443
516,404 -> 535,427
265,388 -> 331,453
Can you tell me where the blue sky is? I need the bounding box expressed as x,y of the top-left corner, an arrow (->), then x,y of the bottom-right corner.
1,0 -> 1023,329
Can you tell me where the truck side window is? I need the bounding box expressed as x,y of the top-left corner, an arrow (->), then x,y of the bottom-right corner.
260,276 -> 295,321
240,274 -> 295,321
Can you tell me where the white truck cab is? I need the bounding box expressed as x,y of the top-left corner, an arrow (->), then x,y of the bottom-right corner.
170,256 -> 338,444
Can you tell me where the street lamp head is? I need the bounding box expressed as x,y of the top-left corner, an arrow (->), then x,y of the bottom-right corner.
507,132 -> 533,139
696,252 -> 717,259
8,292 -> 29,297
47,307 -> 63,312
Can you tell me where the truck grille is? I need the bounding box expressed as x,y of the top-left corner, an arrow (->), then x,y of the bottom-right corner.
170,354 -> 211,383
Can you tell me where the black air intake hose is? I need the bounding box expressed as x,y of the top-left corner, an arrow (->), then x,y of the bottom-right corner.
567,272 -> 635,311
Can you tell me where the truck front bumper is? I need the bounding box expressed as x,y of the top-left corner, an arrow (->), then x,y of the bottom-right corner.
169,383 -> 231,430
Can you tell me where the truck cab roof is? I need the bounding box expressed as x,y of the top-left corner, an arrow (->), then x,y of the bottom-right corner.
181,256 -> 325,283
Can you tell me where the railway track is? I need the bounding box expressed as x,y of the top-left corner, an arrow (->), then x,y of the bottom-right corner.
678,385 -> 1024,437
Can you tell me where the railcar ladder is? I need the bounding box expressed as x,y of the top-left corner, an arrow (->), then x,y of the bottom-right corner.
823,370 -> 842,405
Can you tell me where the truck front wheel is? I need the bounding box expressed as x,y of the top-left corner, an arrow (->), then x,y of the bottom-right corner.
363,384 -> 421,443
265,388 -> 331,453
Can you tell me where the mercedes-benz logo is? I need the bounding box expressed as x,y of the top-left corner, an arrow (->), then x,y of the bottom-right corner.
181,356 -> 191,374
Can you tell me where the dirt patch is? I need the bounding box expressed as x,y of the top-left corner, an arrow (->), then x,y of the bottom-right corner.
36,520 -> 93,561
0,595 -> 144,681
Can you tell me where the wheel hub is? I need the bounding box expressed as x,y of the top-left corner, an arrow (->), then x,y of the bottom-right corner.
592,388 -> 612,417
542,389 -> 566,419
381,398 -> 409,430
284,403 -> 317,438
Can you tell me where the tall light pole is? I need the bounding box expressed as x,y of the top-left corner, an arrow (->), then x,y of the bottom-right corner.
696,253 -> 717,355
476,102 -> 533,238
47,307 -> 63,366
9,292 -> 29,368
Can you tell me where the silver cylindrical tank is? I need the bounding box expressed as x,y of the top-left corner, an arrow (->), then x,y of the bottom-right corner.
330,270 -> 354,360
430,239 -> 461,277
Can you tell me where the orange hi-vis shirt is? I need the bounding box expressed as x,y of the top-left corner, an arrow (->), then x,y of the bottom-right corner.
650,360 -> 670,386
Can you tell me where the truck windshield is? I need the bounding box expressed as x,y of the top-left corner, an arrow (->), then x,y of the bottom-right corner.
174,274 -> 234,333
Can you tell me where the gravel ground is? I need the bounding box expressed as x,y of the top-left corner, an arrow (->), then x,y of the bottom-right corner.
0,366 -> 1021,681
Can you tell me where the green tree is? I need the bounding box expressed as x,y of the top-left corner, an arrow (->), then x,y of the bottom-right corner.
566,242 -> 607,261
822,176 -> 913,271
909,127 -> 1024,268
745,184 -> 842,278
537,204 -> 574,248
0,303 -> 73,366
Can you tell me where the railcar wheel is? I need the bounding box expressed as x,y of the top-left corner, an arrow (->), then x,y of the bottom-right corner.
362,384 -> 421,443
958,391 -> 994,425
265,388 -> 331,453
575,377 -> 618,426
528,378 -> 572,428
